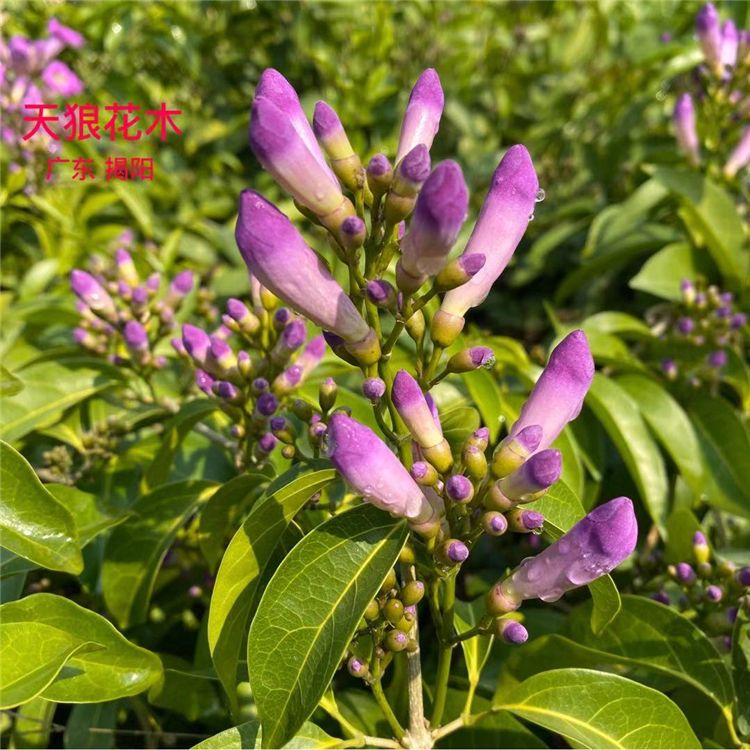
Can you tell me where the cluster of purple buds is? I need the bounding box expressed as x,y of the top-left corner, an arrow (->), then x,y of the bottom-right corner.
642,531 -> 749,653
654,278 -> 746,386
175,283 -> 327,465
70,236 -> 196,373
671,5 -> 750,177
1,19 -> 84,181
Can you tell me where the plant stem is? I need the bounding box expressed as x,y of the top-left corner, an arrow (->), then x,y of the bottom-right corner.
371,653 -> 405,741
430,574 -> 456,728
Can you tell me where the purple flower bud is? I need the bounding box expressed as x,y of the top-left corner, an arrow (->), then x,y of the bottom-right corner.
255,68 -> 337,185
483,512 -> 509,536
737,567 -> 750,586
675,562 -> 696,584
236,191 -> 370,345
252,377 -> 269,393
673,94 -> 700,165
440,145 -> 539,320
696,3 -> 723,70
170,269 -> 194,296
368,153 -> 391,177
708,349 -> 727,369
258,432 -> 277,453
366,279 -> 397,309
146,273 -> 160,293
396,69 -> 444,163
661,357 -> 678,380
473,427 -> 490,445
326,412 -> 433,522
445,475 -> 473,503
363,377 -> 386,402
508,331 -> 593,454
392,370 -> 444,451
123,320 -> 148,352
274,307 -> 291,326
274,364 -> 303,394
721,19 -> 739,67
397,144 -> 431,187
294,335 -> 326,380
195,369 -> 215,396
312,100 -> 358,174
497,619 -> 528,645
410,462 -> 429,481
215,380 -> 240,401
651,591 -> 671,605
366,153 -> 393,197
496,497 -> 637,604
270,416 -> 286,432
132,287 -> 149,306
724,127 -> 750,179
500,449 -> 562,500
209,336 -> 235,371
340,216 -> 366,250
250,96 -> 349,220
72,327 -> 93,346
182,324 -> 211,365
397,161 -> 468,289
446,345 -> 496,373
70,270 -> 116,319
115,248 -> 139,286
41,60 -> 83,97
256,392 -> 278,416
727,606 -> 739,624
48,18 -> 84,49
705,585 -> 723,603
676,316 -> 695,334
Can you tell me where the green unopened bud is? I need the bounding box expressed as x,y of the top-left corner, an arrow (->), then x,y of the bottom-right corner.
260,287 -> 279,310
430,309 -> 465,349
422,439 -> 454,474
347,656 -> 370,678
281,445 -> 296,460
291,398 -> 314,422
319,377 -> 338,412
405,309 -> 425,342
485,581 -> 520,617
399,545 -> 416,565
406,638 -> 419,653
491,425 -> 543,478
236,681 -> 253,702
463,445 -> 488,481
697,561 -> 713,578
345,328 -> 381,367
364,600 -> 381,621
446,346 -> 496,374
384,599 -> 405,625
380,569 -> 398,595
396,611 -> 415,633
401,581 -> 425,606
434,253 -> 486,291
410,461 -> 438,486
385,629 -> 409,652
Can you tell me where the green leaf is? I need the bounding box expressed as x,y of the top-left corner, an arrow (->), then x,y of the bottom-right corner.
732,609 -> 750,737
688,395 -> 750,519
208,464 -> 336,713
148,657 -> 220,722
47,485 -> 128,546
462,369 -> 503,442
199,472 -> 269,573
440,404 -> 481,453
526,481 -> 621,633
566,595 -> 734,715
142,399 -> 217,491
248,504 -> 408,748
586,374 -> 669,531
580,312 -> 651,338
617,374 -> 704,493
0,620 -> 99,708
650,167 -> 748,288
0,441 -> 83,574
0,365 -> 23,397
14,695 -> 57,749
101,480 -> 217,627
64,702 -> 118,750
0,593 -> 162,702
0,362 -> 118,443
192,720 -> 339,749
497,668 -> 700,749
664,507 -> 702,564
454,597 -> 494,686
629,242 -> 715,301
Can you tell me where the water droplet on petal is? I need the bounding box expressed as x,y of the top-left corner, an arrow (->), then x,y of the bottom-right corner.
535,188 -> 546,202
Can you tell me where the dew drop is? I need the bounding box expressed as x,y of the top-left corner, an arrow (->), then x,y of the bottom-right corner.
535,188 -> 546,202
528,213 -> 535,222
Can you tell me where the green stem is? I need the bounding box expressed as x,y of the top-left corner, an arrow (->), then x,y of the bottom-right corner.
430,574 -> 457,728
370,668 -> 405,741
423,346 -> 444,386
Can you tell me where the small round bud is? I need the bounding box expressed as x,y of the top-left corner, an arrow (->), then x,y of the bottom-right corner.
399,545 -> 416,565
693,531 -> 710,565
367,153 -> 393,198
446,474 -> 474,503
486,582 -> 520,617
281,445 -> 296,460
705,585 -> 723,603
401,581 -> 425,606
495,618 -> 528,645
674,562 -> 696,585
651,591 -> 670,605
406,638 -> 419,653
347,656 -> 369,678
410,461 -> 438,486
363,377 -> 386,403
385,629 -> 409,652
506,509 -> 544,533
364,600 -> 380,621
482,511 -> 508,536
236,681 -> 253,702
737,567 -> 750,587
291,399 -> 314,421
384,599 -> 405,625
446,346 -> 495,374
319,377 -> 338,412
438,539 -> 469,566
340,216 -> 366,253
380,569 -> 398,595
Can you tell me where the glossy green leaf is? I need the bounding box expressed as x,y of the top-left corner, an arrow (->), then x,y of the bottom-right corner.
732,610 -> 750,737
664,507 -> 702,564
0,620 -> 99,708
0,441 -> 83,574
208,464 -> 336,713
148,657 -> 221,722
497,668 -> 700,748
688,395 -> 750,519
64,702 -> 118,750
617,374 -> 704,493
248,504 -> 408,748
586,374 -> 668,531
629,242 -> 715,301
13,695 -> 57,750
142,399 -> 217,491
0,593 -> 162,702
566,595 -> 734,714
101,480 -> 217,627
192,720 -> 339,749
440,404 -> 481,452
0,362 -> 118,443
580,312 -> 651,338
47,485 -> 128,546
463,368 -> 503,442
0,366 -> 23,397
650,167 -> 748,287
199,472 -> 269,573
454,597 -> 494,686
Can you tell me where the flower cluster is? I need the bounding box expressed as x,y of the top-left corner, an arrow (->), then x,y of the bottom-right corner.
235,66 -> 638,649
671,3 -> 749,179
70,231 -> 195,375
651,277 -> 747,387
174,282 -> 326,467
1,18 -> 84,182
636,531 -> 749,653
